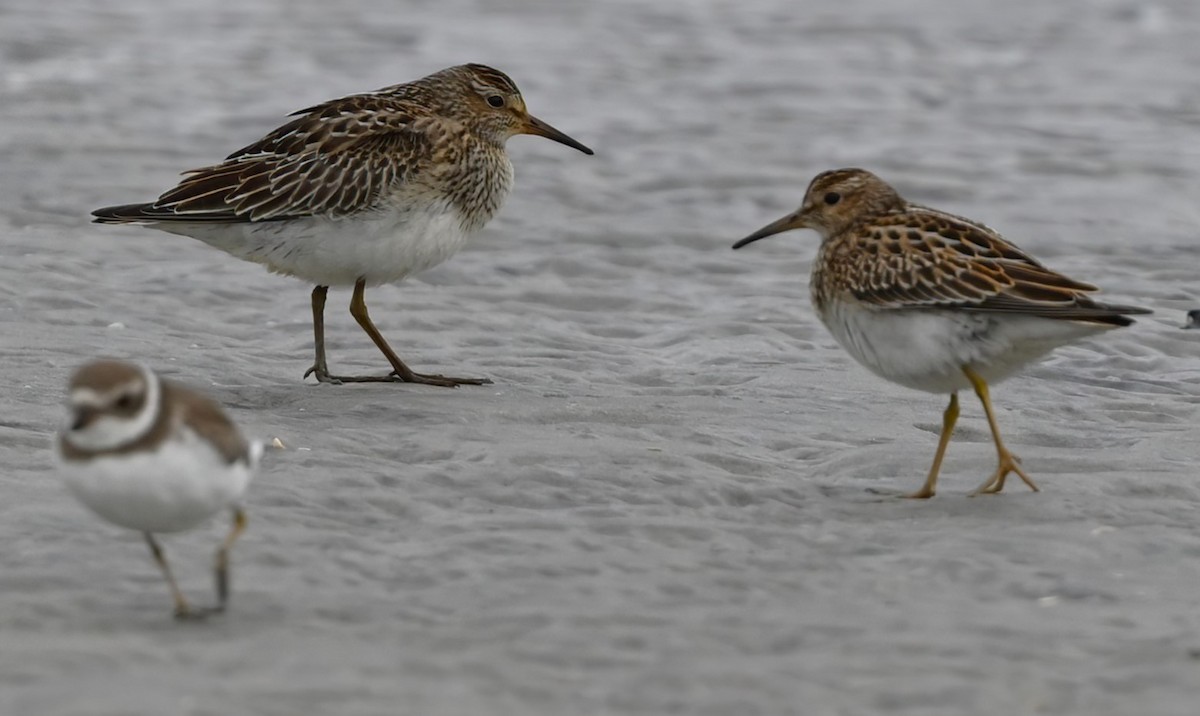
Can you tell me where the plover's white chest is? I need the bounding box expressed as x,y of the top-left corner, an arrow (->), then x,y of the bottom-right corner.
59,429 -> 258,534
815,293 -> 1112,394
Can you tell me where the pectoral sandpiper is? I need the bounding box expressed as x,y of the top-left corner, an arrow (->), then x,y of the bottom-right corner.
734,168 -> 1150,498
94,64 -> 593,386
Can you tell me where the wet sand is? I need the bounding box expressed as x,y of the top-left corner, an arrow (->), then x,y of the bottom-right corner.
2,0 -> 1200,714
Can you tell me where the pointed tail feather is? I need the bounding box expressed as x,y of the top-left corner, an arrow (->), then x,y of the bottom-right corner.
92,203 -> 248,224
92,203 -> 162,224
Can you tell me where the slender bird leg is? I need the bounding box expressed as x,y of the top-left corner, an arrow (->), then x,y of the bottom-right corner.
213,507 -> 247,612
904,393 -> 959,499
347,278 -> 492,387
144,533 -> 196,620
963,366 -> 1040,496
302,284 -> 443,384
303,286 -> 342,384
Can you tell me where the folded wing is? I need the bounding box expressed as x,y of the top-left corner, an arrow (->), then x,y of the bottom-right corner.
846,206 -> 1151,326
93,94 -> 436,224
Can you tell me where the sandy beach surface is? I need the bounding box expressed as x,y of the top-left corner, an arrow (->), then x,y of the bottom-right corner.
2,0 -> 1200,714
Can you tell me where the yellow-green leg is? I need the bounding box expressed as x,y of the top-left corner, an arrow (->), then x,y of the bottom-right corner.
213,507 -> 247,611
963,366 -> 1039,496
144,533 -> 193,619
905,393 -> 959,499
348,278 -> 492,387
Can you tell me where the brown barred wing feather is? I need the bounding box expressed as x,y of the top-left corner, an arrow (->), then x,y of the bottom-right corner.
93,94 -> 435,224
844,208 -> 1150,326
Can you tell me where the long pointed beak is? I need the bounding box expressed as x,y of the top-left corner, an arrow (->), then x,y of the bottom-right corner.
523,115 -> 594,155
731,210 -> 808,250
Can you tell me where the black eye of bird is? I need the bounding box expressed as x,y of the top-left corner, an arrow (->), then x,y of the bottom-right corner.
823,192 -> 841,206
486,95 -> 505,108
115,394 -> 134,410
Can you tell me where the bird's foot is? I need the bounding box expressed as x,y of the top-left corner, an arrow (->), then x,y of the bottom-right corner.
969,451 -> 1038,496
172,603 -> 220,621
303,366 -> 405,384
303,364 -> 342,385
304,364 -> 491,387
394,370 -> 493,387
902,486 -> 936,500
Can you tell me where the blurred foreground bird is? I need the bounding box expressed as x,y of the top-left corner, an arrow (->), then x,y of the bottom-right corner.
57,360 -> 259,618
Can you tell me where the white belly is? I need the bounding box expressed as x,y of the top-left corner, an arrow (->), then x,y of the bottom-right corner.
58,430 -> 256,534
817,299 -> 1112,394
156,200 -> 473,287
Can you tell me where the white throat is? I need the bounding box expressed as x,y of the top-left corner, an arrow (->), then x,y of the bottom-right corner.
64,366 -> 162,452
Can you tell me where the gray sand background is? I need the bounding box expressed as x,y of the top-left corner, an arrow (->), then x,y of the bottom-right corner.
3,0 -> 1200,714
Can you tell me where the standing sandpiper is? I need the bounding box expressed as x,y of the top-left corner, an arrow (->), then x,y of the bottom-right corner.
57,360 -> 260,618
93,64 -> 593,386
733,168 -> 1150,498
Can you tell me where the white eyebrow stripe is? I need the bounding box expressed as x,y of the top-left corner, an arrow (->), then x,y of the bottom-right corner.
63,369 -> 161,452
70,388 -> 105,406
70,379 -> 146,407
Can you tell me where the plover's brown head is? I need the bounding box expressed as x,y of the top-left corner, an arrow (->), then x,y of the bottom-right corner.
62,360 -> 161,452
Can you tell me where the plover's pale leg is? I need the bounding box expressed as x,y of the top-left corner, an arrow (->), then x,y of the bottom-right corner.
144,533 -> 196,620
905,393 -> 960,500
963,366 -> 1039,496
213,507 -> 247,611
